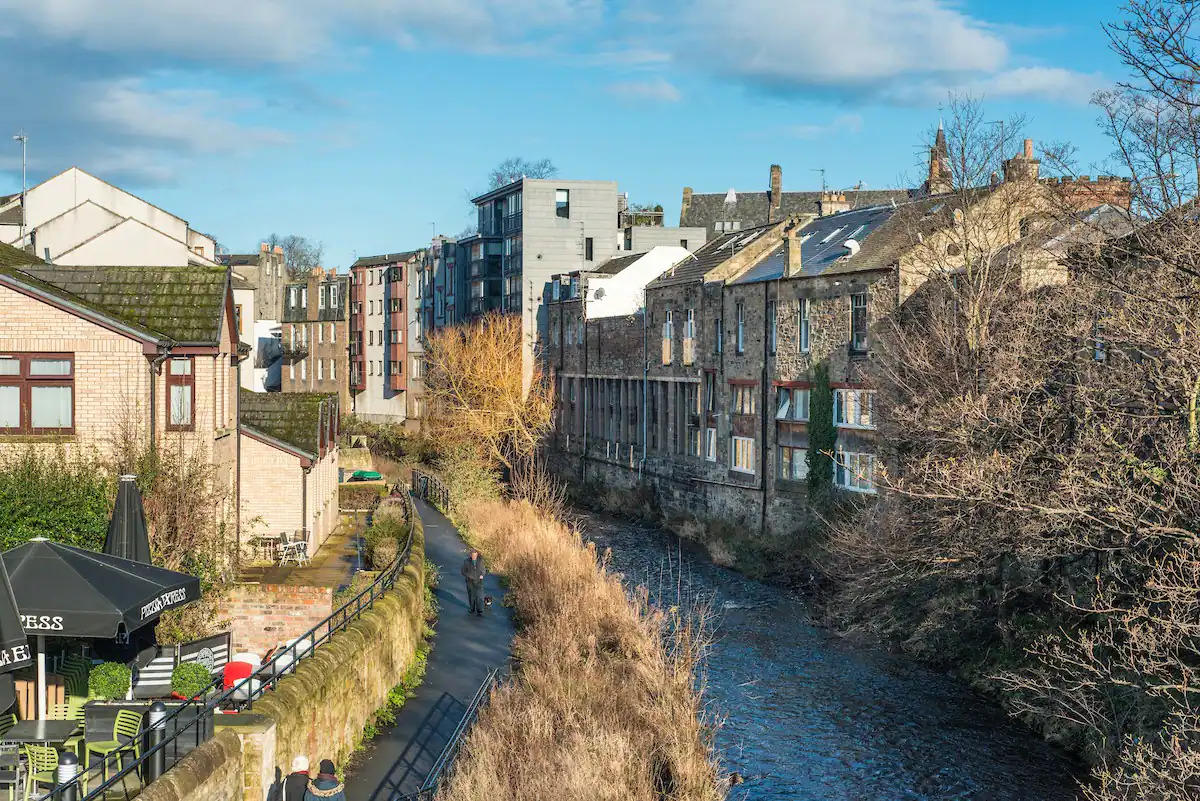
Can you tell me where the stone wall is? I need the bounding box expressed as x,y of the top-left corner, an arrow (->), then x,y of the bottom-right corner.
137,729 -> 243,801
218,584 -> 334,656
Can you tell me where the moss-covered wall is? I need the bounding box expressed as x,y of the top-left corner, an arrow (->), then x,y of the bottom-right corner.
252,508 -> 425,785
138,729 -> 243,801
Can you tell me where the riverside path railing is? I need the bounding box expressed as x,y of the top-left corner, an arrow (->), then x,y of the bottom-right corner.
50,482 -> 417,801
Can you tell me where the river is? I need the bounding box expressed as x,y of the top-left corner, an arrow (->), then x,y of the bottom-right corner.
577,511 -> 1083,801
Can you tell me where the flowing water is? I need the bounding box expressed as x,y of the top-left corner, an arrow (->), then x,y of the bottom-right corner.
578,511 -> 1083,801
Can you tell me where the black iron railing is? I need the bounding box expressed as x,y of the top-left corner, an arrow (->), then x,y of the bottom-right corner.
411,468 -> 449,514
396,669 -> 499,801
52,485 -> 417,801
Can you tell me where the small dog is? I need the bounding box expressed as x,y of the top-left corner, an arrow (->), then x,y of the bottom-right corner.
484,596 -> 494,607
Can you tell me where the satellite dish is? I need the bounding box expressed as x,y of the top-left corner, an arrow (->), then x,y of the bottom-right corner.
594,288 -> 606,299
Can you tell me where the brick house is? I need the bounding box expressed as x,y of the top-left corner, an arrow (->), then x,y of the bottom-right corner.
238,390 -> 340,557
0,242 -> 241,534
281,268 -> 350,410
349,251 -> 419,423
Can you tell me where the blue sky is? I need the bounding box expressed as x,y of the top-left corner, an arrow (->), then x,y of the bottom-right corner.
0,0 -> 1131,269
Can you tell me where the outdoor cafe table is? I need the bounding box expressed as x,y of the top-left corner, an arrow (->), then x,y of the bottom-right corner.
2,719 -> 81,744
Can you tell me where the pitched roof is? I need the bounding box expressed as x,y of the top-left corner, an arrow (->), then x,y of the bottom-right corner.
682,189 -> 912,235
593,253 -> 644,275
647,224 -> 776,288
239,390 -> 336,457
0,241 -> 42,267
231,274 -> 256,290
352,251 -> 420,268
225,254 -> 260,267
3,264 -> 229,342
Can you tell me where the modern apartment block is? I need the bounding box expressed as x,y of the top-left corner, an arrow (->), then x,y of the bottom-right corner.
281,268 -> 350,409
349,251 -> 420,422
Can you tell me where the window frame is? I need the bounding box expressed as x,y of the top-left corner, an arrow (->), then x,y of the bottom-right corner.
736,301 -> 745,354
555,189 -> 570,219
834,448 -> 877,494
165,356 -> 195,432
850,292 -> 869,354
730,435 -> 755,474
778,445 -> 809,482
797,298 -> 810,353
0,353 -> 75,435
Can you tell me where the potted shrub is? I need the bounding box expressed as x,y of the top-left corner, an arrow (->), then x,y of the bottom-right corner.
170,662 -> 212,701
88,662 -> 132,700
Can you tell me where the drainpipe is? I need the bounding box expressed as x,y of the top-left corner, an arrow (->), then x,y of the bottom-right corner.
640,294 -> 648,476
760,281 -> 770,537
148,345 -> 172,449
301,463 -> 309,548
581,282 -> 588,483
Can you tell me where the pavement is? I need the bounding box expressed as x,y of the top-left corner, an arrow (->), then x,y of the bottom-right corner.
240,517 -> 363,590
344,496 -> 515,801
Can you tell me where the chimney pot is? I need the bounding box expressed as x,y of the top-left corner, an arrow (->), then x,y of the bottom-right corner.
1024,138 -> 1034,159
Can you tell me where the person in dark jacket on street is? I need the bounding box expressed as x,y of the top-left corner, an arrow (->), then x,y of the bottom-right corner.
303,760 -> 344,801
462,549 -> 486,616
283,756 -> 310,801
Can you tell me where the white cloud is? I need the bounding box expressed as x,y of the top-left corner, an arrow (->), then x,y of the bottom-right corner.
605,77 -> 681,103
969,66 -> 1105,103
779,113 -> 864,139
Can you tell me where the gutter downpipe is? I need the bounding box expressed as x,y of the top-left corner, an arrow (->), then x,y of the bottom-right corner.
148,345 -> 172,448
640,291 -> 648,478
581,279 -> 588,484
760,280 -> 770,538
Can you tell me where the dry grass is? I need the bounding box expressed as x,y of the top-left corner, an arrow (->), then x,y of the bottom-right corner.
438,498 -> 723,801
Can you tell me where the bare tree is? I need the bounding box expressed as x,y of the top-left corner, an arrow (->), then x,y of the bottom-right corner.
265,233 -> 324,278
421,313 -> 554,483
488,156 -> 557,190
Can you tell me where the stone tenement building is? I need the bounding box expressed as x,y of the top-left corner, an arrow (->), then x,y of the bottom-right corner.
349,251 -> 421,424
281,268 -> 351,410
544,136 -> 1134,536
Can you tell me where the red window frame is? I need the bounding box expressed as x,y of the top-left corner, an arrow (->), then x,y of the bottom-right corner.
165,356 -> 195,432
0,353 -> 75,435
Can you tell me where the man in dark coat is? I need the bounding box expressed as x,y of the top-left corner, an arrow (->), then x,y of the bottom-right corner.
283,756 -> 310,801
461,548 -> 486,616
303,760 -> 345,801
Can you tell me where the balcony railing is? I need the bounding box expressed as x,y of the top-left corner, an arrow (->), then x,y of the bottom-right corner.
281,344 -> 308,362
502,212 -> 522,233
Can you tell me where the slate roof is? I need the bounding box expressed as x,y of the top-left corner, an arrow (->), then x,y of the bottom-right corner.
225,254 -> 260,267
593,253 -> 644,276
352,251 -> 420,268
1,263 -> 229,342
647,224 -> 776,288
682,189 -> 912,236
0,241 -> 42,267
239,390 -> 335,457
231,274 -> 256,290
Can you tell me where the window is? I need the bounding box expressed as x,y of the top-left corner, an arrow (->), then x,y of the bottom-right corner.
778,446 -> 808,482
289,363 -> 295,380
776,387 -> 809,421
585,237 -> 594,261
797,299 -> 810,353
317,359 -> 324,380
850,293 -> 869,353
389,298 -> 402,312
704,372 -> 716,412
318,325 -> 325,344
166,357 -> 194,431
566,321 -> 575,346
704,427 -> 717,461
684,308 -> 695,339
715,317 -> 723,354
821,226 -> 845,244
319,286 -> 327,310
368,330 -> 374,346
767,300 -> 777,354
390,329 -> 402,344
735,301 -> 745,354
377,330 -> 383,345
681,239 -> 688,249
390,361 -> 401,376
835,449 -> 876,493
731,436 -> 755,473
329,323 -> 336,343
234,304 -> 243,336
552,281 -> 561,301
329,284 -> 339,307
555,189 -> 570,219
0,354 -> 73,433
661,310 -> 673,365
300,360 -> 307,380
731,384 -> 756,415
834,389 -> 875,428
301,287 -> 307,307
288,287 -> 298,307
330,360 -> 336,381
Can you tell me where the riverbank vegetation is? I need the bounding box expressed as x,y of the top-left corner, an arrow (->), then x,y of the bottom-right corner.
409,314 -> 721,800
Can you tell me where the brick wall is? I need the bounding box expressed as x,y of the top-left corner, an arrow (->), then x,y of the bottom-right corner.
218,583 -> 333,656
239,434 -> 303,544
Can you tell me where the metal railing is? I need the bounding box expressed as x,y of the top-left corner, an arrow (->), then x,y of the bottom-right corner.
396,669 -> 499,801
52,487 -> 418,801
411,468 -> 449,514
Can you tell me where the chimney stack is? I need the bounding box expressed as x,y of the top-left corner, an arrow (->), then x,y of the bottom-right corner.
784,218 -> 804,277
817,192 -> 850,216
768,164 -> 782,222
1023,138 -> 1034,159
1003,138 -> 1040,182
680,186 -> 693,225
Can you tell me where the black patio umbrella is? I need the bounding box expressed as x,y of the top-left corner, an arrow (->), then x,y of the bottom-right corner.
4,538 -> 200,716
0,556 -> 31,676
103,474 -> 152,564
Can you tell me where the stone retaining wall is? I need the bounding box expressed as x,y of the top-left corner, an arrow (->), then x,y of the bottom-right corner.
136,729 -> 243,801
218,584 -> 334,656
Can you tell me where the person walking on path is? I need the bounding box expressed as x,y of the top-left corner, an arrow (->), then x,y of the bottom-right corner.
462,548 -> 486,616
283,756 -> 310,801
304,760 -> 345,801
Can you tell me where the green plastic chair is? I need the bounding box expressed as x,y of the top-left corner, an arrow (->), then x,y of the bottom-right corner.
22,745 -> 57,801
46,704 -> 84,757
0,715 -> 15,739
85,709 -> 142,781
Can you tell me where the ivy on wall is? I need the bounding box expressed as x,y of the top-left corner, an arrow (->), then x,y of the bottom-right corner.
807,362 -> 836,495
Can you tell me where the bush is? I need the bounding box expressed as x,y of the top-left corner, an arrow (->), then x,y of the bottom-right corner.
340,485 -> 383,511
371,537 -> 399,569
170,661 -> 212,699
89,662 -> 132,699
363,501 -> 409,569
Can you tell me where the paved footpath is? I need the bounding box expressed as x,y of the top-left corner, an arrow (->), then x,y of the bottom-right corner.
345,496 -> 515,801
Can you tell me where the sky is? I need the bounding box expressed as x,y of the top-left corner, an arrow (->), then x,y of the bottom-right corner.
0,0 -> 1134,269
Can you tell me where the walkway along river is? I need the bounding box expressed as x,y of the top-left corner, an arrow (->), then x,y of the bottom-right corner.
579,510 -> 1082,801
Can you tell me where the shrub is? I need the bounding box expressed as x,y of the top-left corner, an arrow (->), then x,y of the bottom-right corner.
89,662 -> 132,699
340,485 -> 383,511
170,662 -> 213,699
371,537 -> 399,569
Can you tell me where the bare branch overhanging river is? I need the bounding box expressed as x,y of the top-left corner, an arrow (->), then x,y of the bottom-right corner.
576,509 -> 1081,801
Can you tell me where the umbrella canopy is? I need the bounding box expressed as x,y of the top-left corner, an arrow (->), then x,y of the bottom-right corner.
0,557 -> 31,673
5,539 -> 200,639
103,474 -> 152,564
